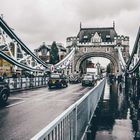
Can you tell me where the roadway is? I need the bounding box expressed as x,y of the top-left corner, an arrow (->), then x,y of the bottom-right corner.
0,83 -> 92,140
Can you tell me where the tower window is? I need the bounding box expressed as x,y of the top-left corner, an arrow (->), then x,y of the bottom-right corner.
106,48 -> 110,52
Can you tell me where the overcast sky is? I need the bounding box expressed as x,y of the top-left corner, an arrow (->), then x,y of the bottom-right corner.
0,0 -> 140,53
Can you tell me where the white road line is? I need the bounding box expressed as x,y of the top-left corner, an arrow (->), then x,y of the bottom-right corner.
9,97 -> 23,100
6,101 -> 25,108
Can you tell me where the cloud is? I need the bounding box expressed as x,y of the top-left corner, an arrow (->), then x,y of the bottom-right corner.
0,0 -> 140,53
67,0 -> 140,20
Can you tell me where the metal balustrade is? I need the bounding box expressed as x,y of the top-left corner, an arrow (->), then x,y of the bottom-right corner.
4,77 -> 48,92
31,79 -> 105,140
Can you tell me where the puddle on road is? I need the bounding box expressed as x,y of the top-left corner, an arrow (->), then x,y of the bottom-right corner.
95,81 -> 135,140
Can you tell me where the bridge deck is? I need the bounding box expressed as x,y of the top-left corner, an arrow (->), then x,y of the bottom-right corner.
0,84 -> 92,140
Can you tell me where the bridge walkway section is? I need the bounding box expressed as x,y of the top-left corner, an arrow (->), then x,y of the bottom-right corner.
95,80 -> 134,140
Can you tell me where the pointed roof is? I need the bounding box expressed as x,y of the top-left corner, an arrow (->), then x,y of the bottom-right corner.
77,26 -> 117,43
35,43 -> 50,52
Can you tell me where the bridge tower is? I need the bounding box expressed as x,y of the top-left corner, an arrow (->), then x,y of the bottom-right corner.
66,24 -> 129,75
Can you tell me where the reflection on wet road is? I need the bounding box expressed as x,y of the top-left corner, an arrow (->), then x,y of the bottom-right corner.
95,80 -> 134,140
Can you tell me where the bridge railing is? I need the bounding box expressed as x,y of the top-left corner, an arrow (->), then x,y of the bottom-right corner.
4,76 -> 48,92
31,79 -> 105,140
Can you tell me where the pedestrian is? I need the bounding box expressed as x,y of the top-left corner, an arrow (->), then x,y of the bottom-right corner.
132,75 -> 136,91
119,83 -> 122,93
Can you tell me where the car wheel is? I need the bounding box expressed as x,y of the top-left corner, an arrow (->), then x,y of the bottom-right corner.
0,90 -> 9,104
65,83 -> 68,87
48,85 -> 52,89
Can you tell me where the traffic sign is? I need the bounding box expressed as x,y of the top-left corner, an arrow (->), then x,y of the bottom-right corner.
51,65 -> 54,72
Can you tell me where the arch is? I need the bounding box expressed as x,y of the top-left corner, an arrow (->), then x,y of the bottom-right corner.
74,52 -> 119,73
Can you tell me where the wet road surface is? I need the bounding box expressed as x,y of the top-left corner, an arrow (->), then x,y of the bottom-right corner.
95,80 -> 135,140
0,83 -> 92,140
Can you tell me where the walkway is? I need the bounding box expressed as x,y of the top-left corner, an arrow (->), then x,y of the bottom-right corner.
95,80 -> 134,140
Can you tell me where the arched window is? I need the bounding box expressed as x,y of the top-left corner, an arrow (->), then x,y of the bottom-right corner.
106,47 -> 110,52
83,47 -> 87,52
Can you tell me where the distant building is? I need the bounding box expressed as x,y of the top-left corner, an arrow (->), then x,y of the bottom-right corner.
34,42 -> 50,63
56,43 -> 67,60
34,42 -> 66,64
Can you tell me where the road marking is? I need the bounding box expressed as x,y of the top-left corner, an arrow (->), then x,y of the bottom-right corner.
6,101 -> 25,108
9,97 -> 23,100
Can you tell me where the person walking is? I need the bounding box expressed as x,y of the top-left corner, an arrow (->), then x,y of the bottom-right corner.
132,75 -> 136,92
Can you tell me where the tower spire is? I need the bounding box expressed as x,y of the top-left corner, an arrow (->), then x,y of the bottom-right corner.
113,21 -> 115,29
80,22 -> 82,29
0,14 -> 3,19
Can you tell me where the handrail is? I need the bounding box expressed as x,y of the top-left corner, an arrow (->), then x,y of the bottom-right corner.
127,58 -> 140,74
4,76 -> 48,92
126,27 -> 140,73
31,79 -> 105,140
126,27 -> 140,69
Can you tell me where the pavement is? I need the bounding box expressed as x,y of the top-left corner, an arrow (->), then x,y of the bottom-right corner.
95,80 -> 134,140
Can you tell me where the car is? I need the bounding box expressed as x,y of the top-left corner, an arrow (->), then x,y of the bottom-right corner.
69,74 -> 81,84
48,73 -> 68,89
0,77 -> 10,104
108,73 -> 116,83
82,74 -> 96,86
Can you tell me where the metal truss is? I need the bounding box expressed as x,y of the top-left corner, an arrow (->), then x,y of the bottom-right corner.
0,17 -> 50,72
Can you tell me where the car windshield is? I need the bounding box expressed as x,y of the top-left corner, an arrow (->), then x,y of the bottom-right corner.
50,74 -> 60,78
83,75 -> 92,80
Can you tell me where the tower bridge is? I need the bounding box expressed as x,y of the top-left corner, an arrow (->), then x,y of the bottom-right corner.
1,17 -> 140,140
66,25 -> 129,74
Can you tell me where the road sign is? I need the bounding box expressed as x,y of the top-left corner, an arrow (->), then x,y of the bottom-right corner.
51,65 -> 54,72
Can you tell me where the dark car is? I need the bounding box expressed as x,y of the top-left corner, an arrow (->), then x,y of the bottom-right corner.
0,77 -> 10,104
69,74 -> 81,84
82,74 -> 95,86
108,73 -> 116,83
48,73 -> 68,89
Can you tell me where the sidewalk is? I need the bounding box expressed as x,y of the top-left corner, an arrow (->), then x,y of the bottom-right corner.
95,80 -> 134,140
